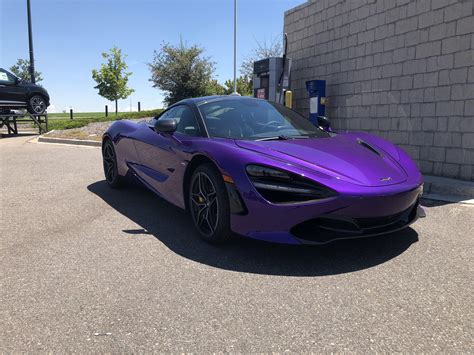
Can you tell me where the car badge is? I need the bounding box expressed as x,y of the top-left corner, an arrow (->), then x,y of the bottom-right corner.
380,177 -> 392,181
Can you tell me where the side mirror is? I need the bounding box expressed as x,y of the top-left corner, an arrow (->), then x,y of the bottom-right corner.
317,116 -> 331,132
154,119 -> 177,134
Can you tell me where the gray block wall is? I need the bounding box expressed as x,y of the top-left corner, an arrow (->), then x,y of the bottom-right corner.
284,0 -> 474,181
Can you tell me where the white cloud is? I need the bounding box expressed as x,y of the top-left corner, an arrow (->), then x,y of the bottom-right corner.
47,104 -> 56,113
118,106 -> 138,112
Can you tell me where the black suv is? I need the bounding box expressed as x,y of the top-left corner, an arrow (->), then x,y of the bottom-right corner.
0,68 -> 50,114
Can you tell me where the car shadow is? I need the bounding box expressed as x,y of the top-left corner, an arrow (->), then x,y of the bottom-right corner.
87,181 -> 419,277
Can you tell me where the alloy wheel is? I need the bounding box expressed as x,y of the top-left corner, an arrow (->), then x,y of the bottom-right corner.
102,142 -> 117,184
190,172 -> 219,236
30,96 -> 46,114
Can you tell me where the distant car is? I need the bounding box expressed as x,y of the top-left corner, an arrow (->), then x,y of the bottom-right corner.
102,95 -> 425,245
0,68 -> 50,115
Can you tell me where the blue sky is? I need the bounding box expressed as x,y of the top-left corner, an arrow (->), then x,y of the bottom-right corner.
1,0 -> 303,112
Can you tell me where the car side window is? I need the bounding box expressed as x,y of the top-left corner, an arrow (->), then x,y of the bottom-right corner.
147,107 -> 176,125
156,107 -> 178,122
0,69 -> 15,84
161,105 -> 200,137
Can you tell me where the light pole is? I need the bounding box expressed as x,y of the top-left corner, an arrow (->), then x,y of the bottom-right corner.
233,0 -> 237,94
26,0 -> 36,84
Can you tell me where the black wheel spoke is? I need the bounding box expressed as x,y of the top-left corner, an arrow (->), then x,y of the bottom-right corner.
197,206 -> 207,227
197,173 -> 204,196
207,192 -> 216,203
106,163 -> 114,180
203,210 -> 214,233
207,205 -> 217,230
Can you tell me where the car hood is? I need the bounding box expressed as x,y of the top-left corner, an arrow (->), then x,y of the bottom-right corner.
234,133 -> 407,187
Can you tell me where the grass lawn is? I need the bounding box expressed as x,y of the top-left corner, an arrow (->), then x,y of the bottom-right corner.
47,109 -> 163,130
48,112 -> 106,120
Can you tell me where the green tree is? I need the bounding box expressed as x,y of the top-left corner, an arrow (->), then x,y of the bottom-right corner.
92,47 -> 134,115
205,79 -> 226,95
149,41 -> 216,106
10,59 -> 43,83
224,76 -> 252,96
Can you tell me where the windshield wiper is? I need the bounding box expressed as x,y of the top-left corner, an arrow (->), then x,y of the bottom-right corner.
256,135 -> 290,141
255,135 -> 312,141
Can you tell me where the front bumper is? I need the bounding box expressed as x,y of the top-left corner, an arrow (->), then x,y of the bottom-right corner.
290,202 -> 425,244
230,185 -> 425,245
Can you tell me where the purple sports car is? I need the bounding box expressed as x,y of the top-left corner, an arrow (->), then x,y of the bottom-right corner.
102,96 -> 425,244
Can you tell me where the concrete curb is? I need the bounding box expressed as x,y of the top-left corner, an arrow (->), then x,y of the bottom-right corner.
423,175 -> 474,199
37,132 -> 101,147
422,193 -> 474,205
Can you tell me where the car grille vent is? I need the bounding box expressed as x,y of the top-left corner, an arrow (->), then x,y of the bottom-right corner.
357,139 -> 382,157
290,202 -> 418,243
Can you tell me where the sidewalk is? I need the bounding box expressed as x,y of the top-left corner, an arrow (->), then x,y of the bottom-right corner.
423,175 -> 474,204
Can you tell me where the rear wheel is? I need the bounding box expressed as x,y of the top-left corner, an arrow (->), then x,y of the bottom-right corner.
189,164 -> 232,243
102,139 -> 123,188
27,95 -> 47,114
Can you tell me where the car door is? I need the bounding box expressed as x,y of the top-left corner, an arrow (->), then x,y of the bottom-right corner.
133,104 -> 202,208
0,69 -> 25,105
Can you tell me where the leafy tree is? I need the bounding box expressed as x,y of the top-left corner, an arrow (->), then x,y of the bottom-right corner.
206,79 -> 226,95
240,36 -> 283,78
92,47 -> 134,115
149,41 -> 216,106
224,76 -> 252,96
9,59 -> 43,83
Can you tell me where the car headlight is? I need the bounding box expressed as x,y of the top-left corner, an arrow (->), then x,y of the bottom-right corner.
246,164 -> 337,203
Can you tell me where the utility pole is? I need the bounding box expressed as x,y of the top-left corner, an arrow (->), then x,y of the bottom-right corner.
233,0 -> 237,94
27,0 -> 36,84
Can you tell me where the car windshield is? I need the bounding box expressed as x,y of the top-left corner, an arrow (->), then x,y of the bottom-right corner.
197,98 -> 329,140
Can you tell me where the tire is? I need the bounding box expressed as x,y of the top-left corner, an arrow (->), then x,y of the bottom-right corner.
189,163 -> 232,243
102,139 -> 123,188
27,95 -> 47,114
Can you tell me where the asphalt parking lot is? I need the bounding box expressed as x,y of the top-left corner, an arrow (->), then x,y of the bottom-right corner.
0,135 -> 472,352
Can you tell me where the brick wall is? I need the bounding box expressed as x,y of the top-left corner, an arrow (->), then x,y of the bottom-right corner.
284,0 -> 474,181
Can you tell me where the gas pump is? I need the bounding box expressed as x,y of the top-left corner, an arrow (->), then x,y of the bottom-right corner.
305,79 -> 331,131
305,80 -> 327,125
252,34 -> 292,106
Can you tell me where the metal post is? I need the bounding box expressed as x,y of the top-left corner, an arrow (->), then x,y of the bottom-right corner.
233,0 -> 237,94
105,105 -> 108,117
138,101 -> 141,112
70,108 -> 73,120
26,0 -> 36,84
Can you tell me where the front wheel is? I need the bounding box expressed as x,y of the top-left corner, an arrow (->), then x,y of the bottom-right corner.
102,139 -> 123,188
189,164 -> 232,243
27,95 -> 47,114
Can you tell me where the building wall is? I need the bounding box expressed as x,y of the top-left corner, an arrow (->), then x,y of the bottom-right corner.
284,0 -> 474,181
